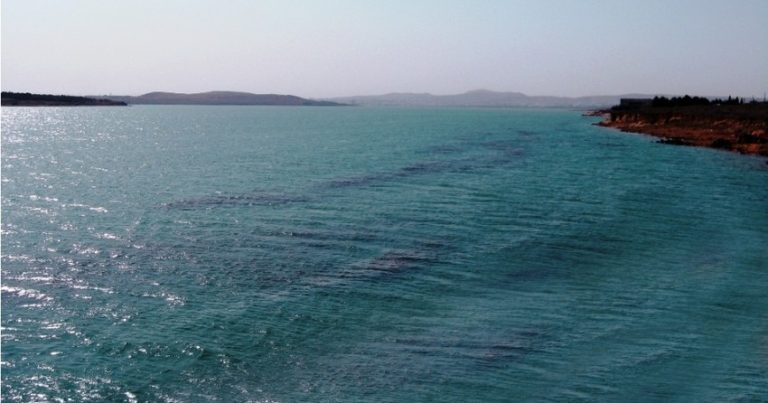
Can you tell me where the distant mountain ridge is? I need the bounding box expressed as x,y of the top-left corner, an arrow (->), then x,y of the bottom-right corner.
327,89 -> 655,108
11,89 -> 663,108
104,91 -> 344,106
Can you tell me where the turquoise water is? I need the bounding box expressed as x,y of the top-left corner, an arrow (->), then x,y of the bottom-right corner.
2,106 -> 767,402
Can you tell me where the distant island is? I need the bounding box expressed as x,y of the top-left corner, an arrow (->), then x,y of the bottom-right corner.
103,91 -> 345,106
2,92 -> 127,106
597,96 -> 768,157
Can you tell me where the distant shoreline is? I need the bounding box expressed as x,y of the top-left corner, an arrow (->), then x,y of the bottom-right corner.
1,91 -> 347,107
1,92 -> 127,106
101,91 -> 346,106
595,99 -> 768,157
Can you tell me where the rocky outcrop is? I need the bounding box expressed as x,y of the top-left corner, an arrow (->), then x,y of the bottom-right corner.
598,104 -> 768,157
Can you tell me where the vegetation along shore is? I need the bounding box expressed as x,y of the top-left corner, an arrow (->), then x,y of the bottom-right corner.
597,96 -> 768,157
1,92 -> 127,106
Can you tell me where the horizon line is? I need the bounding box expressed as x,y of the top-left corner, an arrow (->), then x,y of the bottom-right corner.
5,88 -> 764,100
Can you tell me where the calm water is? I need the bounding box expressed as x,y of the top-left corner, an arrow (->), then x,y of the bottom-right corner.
2,106 -> 767,402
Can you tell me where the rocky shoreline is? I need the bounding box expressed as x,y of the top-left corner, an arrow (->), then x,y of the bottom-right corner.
595,102 -> 768,157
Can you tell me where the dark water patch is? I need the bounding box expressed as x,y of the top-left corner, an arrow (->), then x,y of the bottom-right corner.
323,137 -> 526,191
162,192 -> 308,210
422,134 -> 508,156
326,174 -> 388,189
362,250 -> 436,273
494,211 -> 635,284
392,330 -> 544,365
424,144 -> 467,155
324,160 -> 453,189
502,264 -> 566,282
598,142 -> 629,148
123,233 -> 449,296
496,237 -> 583,282
479,139 -> 525,153
396,160 -> 452,176
479,343 -> 539,366
317,251 -> 432,282
485,151 -> 525,167
277,228 -> 378,244
325,153 -> 525,191
324,242 -> 450,284
418,239 -> 451,251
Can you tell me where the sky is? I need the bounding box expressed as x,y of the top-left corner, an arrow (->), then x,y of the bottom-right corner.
2,0 -> 767,98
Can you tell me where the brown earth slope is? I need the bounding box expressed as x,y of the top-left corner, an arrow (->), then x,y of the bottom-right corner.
598,103 -> 768,157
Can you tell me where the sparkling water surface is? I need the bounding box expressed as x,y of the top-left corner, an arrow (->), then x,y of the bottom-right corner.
2,106 -> 767,402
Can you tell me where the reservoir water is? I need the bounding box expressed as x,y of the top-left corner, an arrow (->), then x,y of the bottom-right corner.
2,106 -> 767,402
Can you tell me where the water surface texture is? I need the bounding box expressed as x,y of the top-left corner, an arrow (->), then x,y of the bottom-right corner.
3,106 -> 767,402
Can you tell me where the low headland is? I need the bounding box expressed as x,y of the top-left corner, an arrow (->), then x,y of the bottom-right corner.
103,91 -> 345,106
2,92 -> 127,106
597,96 -> 768,157
1,91 -> 346,107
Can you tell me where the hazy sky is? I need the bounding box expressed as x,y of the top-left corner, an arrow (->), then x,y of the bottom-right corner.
2,0 -> 767,98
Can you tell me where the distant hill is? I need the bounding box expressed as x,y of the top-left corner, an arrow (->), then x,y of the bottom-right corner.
104,91 -> 345,106
2,92 -> 127,106
327,90 -> 653,108
2,89 -> 659,108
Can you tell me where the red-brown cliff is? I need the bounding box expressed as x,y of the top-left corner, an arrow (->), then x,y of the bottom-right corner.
598,103 -> 768,157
